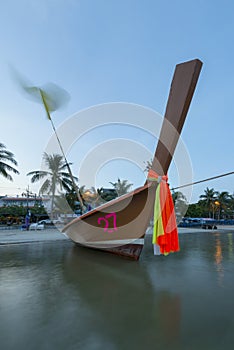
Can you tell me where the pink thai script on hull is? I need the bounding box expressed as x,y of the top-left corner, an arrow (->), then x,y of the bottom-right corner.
97,212 -> 117,233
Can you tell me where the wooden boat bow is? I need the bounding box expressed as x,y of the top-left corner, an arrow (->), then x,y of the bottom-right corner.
62,59 -> 203,260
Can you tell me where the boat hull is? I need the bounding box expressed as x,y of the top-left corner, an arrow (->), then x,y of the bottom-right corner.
62,183 -> 156,260
74,241 -> 144,260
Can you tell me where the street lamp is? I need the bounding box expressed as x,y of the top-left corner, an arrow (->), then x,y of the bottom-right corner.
213,200 -> 220,220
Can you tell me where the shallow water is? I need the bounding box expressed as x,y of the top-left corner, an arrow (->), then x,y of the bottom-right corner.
0,232 -> 234,350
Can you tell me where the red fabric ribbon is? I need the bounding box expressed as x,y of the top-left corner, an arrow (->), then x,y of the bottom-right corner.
147,169 -> 180,255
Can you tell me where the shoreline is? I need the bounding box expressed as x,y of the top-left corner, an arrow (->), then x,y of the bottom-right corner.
0,227 -> 68,246
0,225 -> 234,246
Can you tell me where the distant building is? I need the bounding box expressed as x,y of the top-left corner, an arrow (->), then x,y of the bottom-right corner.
0,196 -> 51,212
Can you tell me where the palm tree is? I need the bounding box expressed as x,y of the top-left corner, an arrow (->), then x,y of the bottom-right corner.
215,191 -> 231,220
229,193 -> 234,219
0,143 -> 19,181
199,187 -> 218,218
109,178 -> 133,196
27,152 -> 78,217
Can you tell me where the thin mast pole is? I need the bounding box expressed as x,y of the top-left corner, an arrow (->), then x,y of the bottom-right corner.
39,90 -> 85,213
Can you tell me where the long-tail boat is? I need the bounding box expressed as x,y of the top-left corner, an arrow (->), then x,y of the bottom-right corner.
62,59 -> 203,260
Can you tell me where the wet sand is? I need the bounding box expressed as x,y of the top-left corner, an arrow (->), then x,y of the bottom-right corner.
0,225 -> 234,245
0,227 -> 68,245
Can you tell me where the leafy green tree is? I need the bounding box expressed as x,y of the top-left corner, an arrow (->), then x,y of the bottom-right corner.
199,187 -> 218,218
97,187 -> 118,203
0,143 -> 19,180
185,203 -> 203,218
227,193 -> 234,219
27,153 -> 77,217
65,187 -> 82,213
215,191 -> 231,219
0,204 -> 47,224
109,178 -> 133,196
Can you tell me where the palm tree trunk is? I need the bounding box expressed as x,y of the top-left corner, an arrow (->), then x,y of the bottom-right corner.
50,183 -> 56,219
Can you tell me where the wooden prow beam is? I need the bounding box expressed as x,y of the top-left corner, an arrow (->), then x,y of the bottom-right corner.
151,59 -> 202,176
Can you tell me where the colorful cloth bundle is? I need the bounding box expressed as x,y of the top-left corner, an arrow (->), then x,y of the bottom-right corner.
147,169 -> 180,255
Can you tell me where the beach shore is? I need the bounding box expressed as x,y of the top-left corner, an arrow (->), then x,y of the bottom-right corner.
0,225 -> 234,245
0,227 -> 68,245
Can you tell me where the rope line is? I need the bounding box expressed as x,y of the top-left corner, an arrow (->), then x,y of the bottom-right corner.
171,171 -> 234,191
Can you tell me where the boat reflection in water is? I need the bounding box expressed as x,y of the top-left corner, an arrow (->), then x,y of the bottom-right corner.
64,244 -> 182,349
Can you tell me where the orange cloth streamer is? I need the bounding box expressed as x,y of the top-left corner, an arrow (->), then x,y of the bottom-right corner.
147,169 -> 180,255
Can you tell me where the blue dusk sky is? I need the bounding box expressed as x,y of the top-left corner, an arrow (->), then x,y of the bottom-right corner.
0,0 -> 233,203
